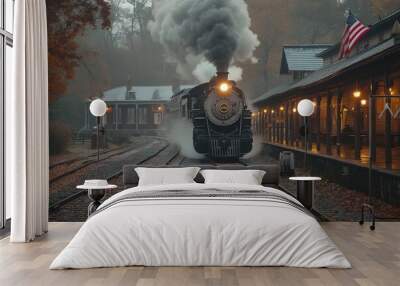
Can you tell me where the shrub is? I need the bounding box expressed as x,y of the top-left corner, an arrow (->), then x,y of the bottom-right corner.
49,121 -> 72,155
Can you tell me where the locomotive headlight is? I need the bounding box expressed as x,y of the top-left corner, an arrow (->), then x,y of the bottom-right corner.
219,82 -> 231,93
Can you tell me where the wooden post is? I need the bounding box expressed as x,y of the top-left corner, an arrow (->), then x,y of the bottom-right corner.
294,103 -> 299,147
316,96 -> 321,151
280,108 -> 285,144
272,111 -> 276,142
326,93 -> 333,155
260,111 -> 264,139
370,81 -> 377,163
384,72 -> 392,169
285,103 -> 289,145
289,102 -> 294,146
264,111 -> 268,139
262,111 -> 266,138
354,99 -> 361,160
278,110 -> 282,143
268,111 -> 272,142
308,104 -> 313,151
336,91 -> 343,156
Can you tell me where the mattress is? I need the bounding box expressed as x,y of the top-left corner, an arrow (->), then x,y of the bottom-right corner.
50,183 -> 351,269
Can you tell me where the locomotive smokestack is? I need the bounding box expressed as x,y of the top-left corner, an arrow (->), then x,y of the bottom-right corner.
217,71 -> 229,80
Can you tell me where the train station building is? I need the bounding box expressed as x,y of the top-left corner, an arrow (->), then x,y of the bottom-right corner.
84,84 -> 191,134
252,9 -> 400,203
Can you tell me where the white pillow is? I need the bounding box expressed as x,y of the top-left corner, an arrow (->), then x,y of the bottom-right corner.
200,169 -> 266,185
135,167 -> 201,186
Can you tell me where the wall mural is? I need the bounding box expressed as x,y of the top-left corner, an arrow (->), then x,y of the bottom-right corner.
47,0 -> 400,223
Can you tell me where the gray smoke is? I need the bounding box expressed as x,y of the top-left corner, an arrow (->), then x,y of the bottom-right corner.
163,118 -> 204,159
149,0 -> 259,82
242,136 -> 263,159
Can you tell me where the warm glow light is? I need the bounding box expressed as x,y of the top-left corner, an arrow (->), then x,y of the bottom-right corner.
353,90 -> 361,98
263,109 -> 267,113
280,106 -> 284,111
292,108 -> 297,113
361,99 -> 367,106
389,87 -> 395,95
158,106 -> 163,112
271,109 -> 275,114
252,112 -> 256,117
219,82 -> 230,92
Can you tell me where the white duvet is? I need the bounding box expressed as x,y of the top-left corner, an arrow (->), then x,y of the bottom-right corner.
50,183 -> 351,269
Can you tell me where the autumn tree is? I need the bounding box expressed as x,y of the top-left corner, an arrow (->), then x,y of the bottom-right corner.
46,0 -> 111,102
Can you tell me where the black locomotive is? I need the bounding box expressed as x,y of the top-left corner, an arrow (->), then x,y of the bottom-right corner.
170,72 -> 253,161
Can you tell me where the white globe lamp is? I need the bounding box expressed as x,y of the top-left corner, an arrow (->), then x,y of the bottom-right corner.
297,99 -> 315,117
89,99 -> 108,176
297,99 -> 315,172
90,99 -> 107,117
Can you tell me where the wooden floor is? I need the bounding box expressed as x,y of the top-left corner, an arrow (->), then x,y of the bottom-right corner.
0,222 -> 399,286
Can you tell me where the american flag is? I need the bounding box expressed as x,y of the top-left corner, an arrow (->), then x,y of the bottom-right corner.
338,10 -> 370,59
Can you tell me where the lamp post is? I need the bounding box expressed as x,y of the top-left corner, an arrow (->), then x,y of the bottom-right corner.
297,99 -> 315,171
89,99 -> 107,175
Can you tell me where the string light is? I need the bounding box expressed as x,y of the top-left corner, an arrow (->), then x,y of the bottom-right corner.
280,106 -> 284,111
353,90 -> 361,98
292,108 -> 297,113
361,99 -> 367,106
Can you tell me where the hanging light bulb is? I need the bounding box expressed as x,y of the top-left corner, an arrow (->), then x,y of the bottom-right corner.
353,90 -> 361,98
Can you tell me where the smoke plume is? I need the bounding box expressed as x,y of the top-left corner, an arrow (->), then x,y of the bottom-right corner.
163,118 -> 204,159
149,0 -> 259,82
242,136 -> 263,159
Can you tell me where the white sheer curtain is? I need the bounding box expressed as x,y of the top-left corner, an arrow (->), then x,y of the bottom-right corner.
7,0 -> 49,242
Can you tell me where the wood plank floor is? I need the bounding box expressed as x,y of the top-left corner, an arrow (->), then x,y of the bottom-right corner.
0,222 -> 399,286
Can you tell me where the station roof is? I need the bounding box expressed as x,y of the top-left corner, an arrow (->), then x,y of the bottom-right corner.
102,85 -> 194,102
253,37 -> 400,106
280,45 -> 332,74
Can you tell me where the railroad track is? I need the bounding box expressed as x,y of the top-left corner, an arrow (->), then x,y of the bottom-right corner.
49,137 -> 159,182
50,145 -> 139,183
49,139 -> 254,221
50,145 -> 129,169
49,139 -> 179,212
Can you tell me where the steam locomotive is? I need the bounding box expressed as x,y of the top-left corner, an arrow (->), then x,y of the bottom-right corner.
169,72 -> 253,161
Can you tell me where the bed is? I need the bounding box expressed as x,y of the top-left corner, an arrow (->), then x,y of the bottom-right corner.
50,164 -> 351,269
